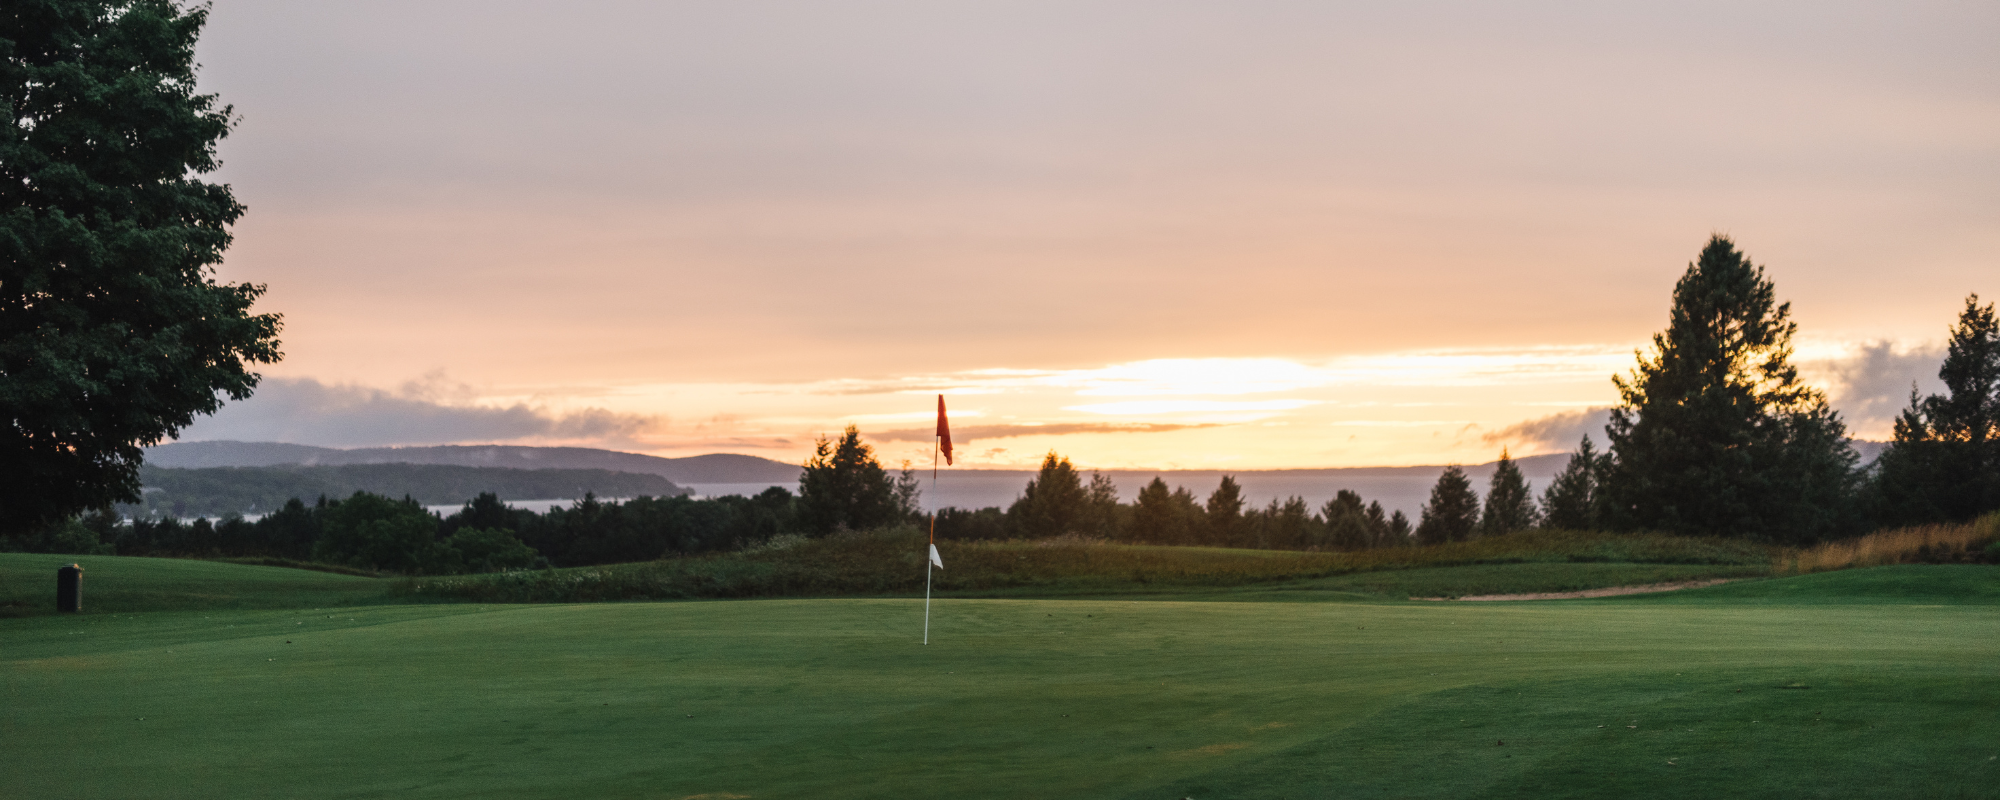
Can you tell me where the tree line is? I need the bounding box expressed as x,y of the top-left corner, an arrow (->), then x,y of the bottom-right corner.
5,236 -> 1995,568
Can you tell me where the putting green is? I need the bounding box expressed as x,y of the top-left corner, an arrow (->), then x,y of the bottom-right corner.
6,568 -> 1998,799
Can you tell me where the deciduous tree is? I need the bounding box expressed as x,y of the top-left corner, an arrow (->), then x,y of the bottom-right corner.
2,0 -> 283,535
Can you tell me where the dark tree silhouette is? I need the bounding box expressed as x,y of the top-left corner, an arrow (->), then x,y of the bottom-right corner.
1873,295 -> 2000,524
1540,435 -> 1608,530
1009,451 -> 1089,538
2,0 -> 283,535
797,426 -> 900,535
1602,236 -> 1858,543
1479,450 -> 1538,536
1415,466 -> 1480,545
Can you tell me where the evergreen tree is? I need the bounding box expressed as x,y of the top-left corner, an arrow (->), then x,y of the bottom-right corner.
1479,450 -> 1538,535
1009,451 -> 1089,538
1873,295 -> 2000,524
1204,476 -> 1246,546
797,426 -> 898,535
1320,489 -> 1373,551
1,1 -> 284,535
1079,472 -> 1123,538
1414,466 -> 1480,545
1131,477 -> 1183,543
1540,435 -> 1607,530
1364,501 -> 1394,547
1602,236 -> 1859,543
1252,496 -> 1314,549
893,462 -> 923,520
1386,510 -> 1413,544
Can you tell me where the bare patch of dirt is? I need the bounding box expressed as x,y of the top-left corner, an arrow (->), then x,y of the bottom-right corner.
1416,578 -> 1741,602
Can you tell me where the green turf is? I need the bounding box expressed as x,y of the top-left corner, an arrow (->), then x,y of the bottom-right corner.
1613,564 -> 2000,605
0,552 -> 397,617
4,561 -> 1997,799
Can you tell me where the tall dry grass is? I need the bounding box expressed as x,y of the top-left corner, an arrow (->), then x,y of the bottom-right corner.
1779,512 -> 2000,574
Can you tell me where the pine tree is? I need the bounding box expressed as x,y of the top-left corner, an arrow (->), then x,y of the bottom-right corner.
1250,496 -> 1314,550
1873,295 -> 2000,524
1386,510 -> 1413,544
1602,236 -> 1859,543
1132,477 -> 1183,543
1079,472 -> 1123,538
1320,489 -> 1373,551
1009,451 -> 1088,538
1540,435 -> 1607,530
1415,466 -> 1480,545
1479,450 -> 1538,536
797,426 -> 899,535
1204,476 -> 1246,546
1364,501 -> 1393,547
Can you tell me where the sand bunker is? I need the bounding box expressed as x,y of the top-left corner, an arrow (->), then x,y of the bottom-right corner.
1419,578 -> 1741,602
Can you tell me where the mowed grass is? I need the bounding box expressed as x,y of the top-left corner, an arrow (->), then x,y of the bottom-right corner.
4,557 -> 1998,799
0,553 -> 398,617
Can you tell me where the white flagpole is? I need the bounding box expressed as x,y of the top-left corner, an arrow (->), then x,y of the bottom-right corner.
924,433 -> 938,645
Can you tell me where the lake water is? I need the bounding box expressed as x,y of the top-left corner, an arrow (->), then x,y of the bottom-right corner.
678,458 -> 1572,522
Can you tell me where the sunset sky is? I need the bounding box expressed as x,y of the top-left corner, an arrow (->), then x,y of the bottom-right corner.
178,1 -> 1998,469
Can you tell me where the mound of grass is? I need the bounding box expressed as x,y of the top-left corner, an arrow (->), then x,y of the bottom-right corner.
1275,562 -> 1770,599
403,527 -> 1773,604
0,553 -> 398,617
1617,564 -> 2000,605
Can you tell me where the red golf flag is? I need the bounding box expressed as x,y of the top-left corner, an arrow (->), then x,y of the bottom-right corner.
936,395 -> 953,466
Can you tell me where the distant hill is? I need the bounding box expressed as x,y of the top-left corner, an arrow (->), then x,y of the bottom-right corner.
130,463 -> 688,519
143,440 -> 1889,521
145,441 -> 802,484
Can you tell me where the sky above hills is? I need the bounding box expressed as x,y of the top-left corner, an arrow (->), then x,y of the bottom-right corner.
181,1 -> 1997,469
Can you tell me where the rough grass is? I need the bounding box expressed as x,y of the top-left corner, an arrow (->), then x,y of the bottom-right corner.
399,527 -> 1774,604
1780,512 -> 2000,574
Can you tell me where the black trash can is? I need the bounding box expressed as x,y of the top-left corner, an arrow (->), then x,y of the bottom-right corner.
57,563 -> 82,613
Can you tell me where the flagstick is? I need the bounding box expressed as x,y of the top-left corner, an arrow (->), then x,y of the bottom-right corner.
924,434 -> 938,645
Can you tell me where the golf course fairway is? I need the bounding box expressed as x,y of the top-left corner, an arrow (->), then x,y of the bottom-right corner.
5,565 -> 1999,798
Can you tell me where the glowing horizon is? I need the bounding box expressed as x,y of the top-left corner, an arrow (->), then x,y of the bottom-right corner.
178,338 -> 1945,470
176,2 -> 1994,467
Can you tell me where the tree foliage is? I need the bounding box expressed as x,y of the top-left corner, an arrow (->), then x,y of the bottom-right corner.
1204,475 -> 1247,546
1009,451 -> 1088,538
312,493 -> 447,573
797,426 -> 901,535
1,0 -> 283,534
1540,435 -> 1607,530
1478,450 -> 1538,536
1131,477 -> 1204,545
1602,236 -> 1857,543
1873,295 -> 2000,524
1414,465 -> 1480,545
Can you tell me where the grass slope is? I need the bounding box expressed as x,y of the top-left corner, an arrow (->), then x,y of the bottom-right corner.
404,528 -> 1772,603
0,553 -> 397,617
1615,564 -> 2000,605
3,559 -> 1996,799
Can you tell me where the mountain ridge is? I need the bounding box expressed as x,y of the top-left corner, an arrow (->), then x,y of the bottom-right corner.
146,441 -> 801,484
